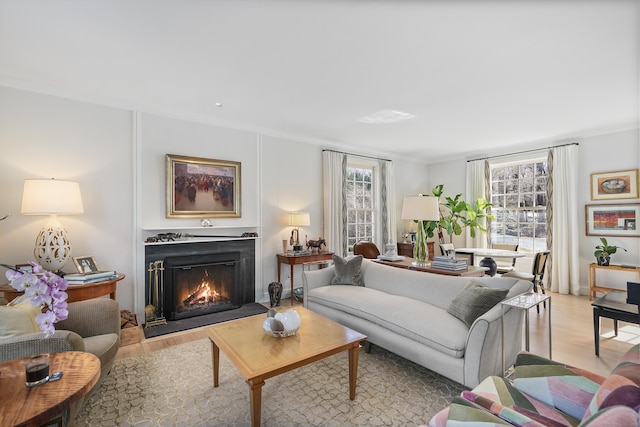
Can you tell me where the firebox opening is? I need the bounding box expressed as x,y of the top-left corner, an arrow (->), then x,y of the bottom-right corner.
164,252 -> 241,321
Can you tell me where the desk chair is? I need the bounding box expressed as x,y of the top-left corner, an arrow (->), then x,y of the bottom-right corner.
628,281 -> 640,324
353,241 -> 380,259
503,251 -> 550,313
492,243 -> 519,274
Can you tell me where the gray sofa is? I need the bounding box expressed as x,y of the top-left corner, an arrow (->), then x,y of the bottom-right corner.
303,258 -> 532,388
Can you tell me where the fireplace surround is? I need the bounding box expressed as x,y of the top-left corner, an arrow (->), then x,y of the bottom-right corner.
144,239 -> 256,327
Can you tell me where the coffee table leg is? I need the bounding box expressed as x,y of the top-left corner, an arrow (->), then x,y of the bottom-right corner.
248,379 -> 264,427
348,344 -> 361,400
211,339 -> 220,387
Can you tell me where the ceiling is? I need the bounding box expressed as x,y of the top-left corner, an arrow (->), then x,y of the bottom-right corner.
1,0 -> 638,163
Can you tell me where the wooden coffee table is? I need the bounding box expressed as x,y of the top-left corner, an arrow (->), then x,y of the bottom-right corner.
207,306 -> 367,427
0,351 -> 100,427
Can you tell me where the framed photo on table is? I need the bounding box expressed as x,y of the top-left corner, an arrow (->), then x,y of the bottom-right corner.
73,256 -> 101,273
590,169 -> 639,200
585,203 -> 640,237
166,154 -> 241,218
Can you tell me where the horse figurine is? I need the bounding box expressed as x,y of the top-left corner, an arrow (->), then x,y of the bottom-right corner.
306,237 -> 326,251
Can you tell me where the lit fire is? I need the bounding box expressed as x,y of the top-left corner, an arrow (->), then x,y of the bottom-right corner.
183,279 -> 221,306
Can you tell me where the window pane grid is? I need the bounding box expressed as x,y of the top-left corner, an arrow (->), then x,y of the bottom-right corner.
346,166 -> 376,250
490,161 -> 548,253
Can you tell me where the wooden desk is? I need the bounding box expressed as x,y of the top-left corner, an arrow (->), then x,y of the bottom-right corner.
455,248 -> 525,276
588,263 -> 640,300
374,258 -> 487,277
0,351 -> 100,427
0,273 -> 125,303
277,252 -> 334,305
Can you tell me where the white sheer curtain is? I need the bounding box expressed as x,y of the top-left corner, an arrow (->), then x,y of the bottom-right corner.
547,144 -> 580,294
322,151 -> 347,256
465,159 -> 489,248
380,160 -> 396,248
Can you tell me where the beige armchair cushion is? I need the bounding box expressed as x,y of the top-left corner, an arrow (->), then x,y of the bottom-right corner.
0,294 -> 41,338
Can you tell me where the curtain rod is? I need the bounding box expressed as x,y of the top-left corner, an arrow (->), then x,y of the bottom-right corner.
322,149 -> 391,163
467,142 -> 579,163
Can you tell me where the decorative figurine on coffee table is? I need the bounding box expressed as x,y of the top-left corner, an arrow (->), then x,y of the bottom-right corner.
268,281 -> 283,307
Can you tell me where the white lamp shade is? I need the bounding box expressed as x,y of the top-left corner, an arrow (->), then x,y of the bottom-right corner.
21,179 -> 84,215
289,212 -> 311,227
401,196 -> 439,221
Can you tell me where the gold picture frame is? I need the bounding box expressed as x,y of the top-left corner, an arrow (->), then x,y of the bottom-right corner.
72,256 -> 101,273
590,169 -> 639,200
166,154 -> 241,218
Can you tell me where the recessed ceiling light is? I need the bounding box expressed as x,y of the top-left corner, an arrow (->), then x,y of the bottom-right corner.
215,102 -> 223,107
359,109 -> 415,124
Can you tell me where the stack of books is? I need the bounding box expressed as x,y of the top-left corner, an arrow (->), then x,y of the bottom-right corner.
64,270 -> 118,284
431,256 -> 468,270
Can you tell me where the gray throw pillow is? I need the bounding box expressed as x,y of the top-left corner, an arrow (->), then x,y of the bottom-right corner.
447,280 -> 509,327
331,255 -> 364,286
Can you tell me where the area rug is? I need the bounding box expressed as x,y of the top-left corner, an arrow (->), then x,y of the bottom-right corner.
75,339 -> 466,426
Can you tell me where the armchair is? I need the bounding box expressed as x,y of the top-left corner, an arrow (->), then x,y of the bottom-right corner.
0,298 -> 121,386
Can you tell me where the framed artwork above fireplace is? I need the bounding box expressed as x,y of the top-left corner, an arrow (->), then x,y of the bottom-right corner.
166,154 -> 241,218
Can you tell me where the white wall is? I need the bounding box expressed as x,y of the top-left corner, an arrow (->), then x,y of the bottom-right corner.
0,86 -> 135,306
427,128 -> 640,294
0,86 -> 432,318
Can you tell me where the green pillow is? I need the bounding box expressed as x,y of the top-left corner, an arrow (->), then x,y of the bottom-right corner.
0,294 -> 40,338
448,280 -> 509,327
331,255 -> 364,286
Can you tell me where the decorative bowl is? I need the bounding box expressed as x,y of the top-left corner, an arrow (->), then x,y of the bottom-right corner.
262,309 -> 301,338
601,178 -> 626,194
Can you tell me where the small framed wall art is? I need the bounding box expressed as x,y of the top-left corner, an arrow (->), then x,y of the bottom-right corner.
585,203 -> 639,237
590,169 -> 639,200
166,154 -> 241,219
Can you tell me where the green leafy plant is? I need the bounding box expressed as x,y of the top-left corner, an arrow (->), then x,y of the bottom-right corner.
593,237 -> 626,261
420,184 -> 494,243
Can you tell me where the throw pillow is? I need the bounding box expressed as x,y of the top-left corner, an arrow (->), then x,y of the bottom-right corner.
331,255 -> 364,286
447,280 -> 509,327
0,294 -> 41,338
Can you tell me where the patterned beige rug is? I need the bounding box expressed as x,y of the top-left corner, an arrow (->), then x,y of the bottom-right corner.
75,339 -> 465,426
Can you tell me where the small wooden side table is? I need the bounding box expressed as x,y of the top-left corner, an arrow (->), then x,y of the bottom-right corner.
0,351 -> 100,427
588,263 -> 640,300
276,252 -> 334,305
0,273 -> 125,303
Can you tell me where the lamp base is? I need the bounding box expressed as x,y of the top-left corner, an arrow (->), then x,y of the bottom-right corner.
34,217 -> 71,271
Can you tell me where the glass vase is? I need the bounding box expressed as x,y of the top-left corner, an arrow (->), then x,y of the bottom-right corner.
413,221 -> 428,265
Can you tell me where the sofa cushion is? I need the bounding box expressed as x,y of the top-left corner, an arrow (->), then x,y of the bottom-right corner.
469,375 -> 578,427
428,395 -> 514,427
307,285 -> 469,357
0,295 -> 41,338
513,361 -> 603,421
447,280 -> 509,327
578,405 -> 640,427
583,345 -> 640,420
331,255 -> 364,286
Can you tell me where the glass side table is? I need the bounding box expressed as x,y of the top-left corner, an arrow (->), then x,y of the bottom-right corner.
501,292 -> 551,375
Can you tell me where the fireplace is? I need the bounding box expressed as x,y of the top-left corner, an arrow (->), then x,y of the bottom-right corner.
144,239 -> 256,327
164,252 -> 240,320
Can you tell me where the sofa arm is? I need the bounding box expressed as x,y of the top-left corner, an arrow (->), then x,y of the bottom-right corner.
463,304 -> 524,388
0,330 -> 85,362
302,266 -> 336,307
56,298 -> 121,338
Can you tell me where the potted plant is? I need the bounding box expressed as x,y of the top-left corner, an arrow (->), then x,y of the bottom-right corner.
420,184 -> 494,245
594,237 -> 626,266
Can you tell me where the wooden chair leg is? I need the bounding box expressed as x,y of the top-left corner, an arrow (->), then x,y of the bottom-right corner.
533,280 -> 540,313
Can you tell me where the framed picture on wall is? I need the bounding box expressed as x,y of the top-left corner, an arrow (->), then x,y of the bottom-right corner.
585,203 -> 640,237
590,169 -> 639,200
166,154 -> 241,218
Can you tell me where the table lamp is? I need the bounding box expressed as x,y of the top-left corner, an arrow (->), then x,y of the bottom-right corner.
289,212 -> 310,251
21,179 -> 84,272
401,195 -> 439,265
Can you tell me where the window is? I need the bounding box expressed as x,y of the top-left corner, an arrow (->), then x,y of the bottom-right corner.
345,164 -> 376,251
490,160 -> 548,253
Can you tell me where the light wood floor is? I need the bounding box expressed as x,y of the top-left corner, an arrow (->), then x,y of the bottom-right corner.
117,292 -> 638,378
